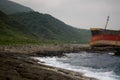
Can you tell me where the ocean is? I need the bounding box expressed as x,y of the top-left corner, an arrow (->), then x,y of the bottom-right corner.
34,52 -> 120,80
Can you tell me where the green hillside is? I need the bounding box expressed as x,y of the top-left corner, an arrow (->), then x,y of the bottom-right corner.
0,0 -> 91,45
11,11 -> 91,43
0,11 -> 48,45
0,0 -> 33,14
0,11 -> 91,45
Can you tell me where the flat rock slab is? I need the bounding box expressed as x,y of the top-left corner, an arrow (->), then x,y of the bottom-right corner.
0,52 -> 97,80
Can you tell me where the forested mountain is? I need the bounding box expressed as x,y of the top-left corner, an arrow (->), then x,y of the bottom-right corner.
0,0 -> 91,45
0,11 -> 41,45
0,0 -> 33,14
11,12 -> 91,43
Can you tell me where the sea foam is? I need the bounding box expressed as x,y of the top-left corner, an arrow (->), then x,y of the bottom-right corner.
34,54 -> 120,80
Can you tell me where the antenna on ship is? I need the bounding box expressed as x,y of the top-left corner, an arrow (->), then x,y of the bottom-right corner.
105,16 -> 109,29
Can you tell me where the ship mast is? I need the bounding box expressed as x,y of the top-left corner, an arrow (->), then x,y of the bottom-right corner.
105,16 -> 109,29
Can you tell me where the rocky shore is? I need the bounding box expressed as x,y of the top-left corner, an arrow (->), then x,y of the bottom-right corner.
0,44 -> 114,56
0,44 -> 117,80
0,44 -> 90,54
0,52 -> 97,80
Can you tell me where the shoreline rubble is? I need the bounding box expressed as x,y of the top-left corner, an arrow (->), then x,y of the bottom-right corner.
0,44 -> 115,56
0,44 -> 117,80
0,52 -> 98,80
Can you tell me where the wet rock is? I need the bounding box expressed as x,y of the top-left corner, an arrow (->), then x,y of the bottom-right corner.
0,52 -> 97,80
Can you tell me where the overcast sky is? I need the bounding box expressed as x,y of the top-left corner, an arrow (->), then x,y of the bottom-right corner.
10,0 -> 120,30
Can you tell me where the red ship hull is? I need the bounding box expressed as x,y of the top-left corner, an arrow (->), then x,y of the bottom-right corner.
90,28 -> 120,47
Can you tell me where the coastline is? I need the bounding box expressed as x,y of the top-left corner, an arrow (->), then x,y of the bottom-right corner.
0,44 -> 114,55
0,52 -> 97,80
0,44 -> 117,80
0,44 -> 90,54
